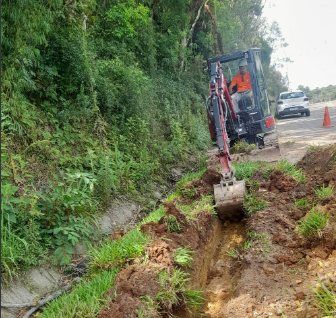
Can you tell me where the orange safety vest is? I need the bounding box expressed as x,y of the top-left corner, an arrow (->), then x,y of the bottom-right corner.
231,72 -> 252,92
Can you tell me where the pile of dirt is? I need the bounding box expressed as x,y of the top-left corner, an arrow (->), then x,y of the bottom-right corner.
297,144 -> 336,194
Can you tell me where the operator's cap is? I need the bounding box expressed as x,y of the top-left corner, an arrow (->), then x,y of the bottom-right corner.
238,59 -> 248,67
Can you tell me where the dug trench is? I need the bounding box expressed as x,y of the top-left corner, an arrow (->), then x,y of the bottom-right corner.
97,144 -> 336,318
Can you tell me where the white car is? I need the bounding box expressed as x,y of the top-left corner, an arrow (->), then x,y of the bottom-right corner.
275,90 -> 310,118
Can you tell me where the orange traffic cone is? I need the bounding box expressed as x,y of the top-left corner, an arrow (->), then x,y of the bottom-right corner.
322,106 -> 332,127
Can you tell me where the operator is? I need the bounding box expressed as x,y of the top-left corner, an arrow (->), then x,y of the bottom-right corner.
229,59 -> 252,113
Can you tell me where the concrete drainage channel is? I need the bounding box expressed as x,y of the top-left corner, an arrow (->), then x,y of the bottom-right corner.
0,173 -> 177,318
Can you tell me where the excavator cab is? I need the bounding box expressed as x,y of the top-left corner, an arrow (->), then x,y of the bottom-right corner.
206,48 -> 275,221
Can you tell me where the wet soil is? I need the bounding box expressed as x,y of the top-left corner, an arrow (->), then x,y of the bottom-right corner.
97,144 -> 336,318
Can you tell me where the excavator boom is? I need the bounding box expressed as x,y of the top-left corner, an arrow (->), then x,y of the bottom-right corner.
207,61 -> 246,221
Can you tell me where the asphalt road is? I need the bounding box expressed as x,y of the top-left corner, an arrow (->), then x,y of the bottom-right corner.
275,100 -> 336,163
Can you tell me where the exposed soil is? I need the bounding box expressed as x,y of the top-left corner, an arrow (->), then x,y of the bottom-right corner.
97,144 -> 336,318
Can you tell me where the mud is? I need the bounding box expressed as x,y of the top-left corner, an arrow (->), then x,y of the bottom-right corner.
97,144 -> 336,318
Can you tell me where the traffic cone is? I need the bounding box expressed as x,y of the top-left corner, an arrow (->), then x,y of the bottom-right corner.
322,106 -> 332,127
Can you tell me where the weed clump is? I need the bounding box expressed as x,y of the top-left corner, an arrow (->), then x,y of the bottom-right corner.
174,247 -> 194,268
313,280 -> 336,316
230,140 -> 255,154
243,194 -> 268,216
275,159 -> 305,183
293,197 -> 310,208
164,215 -> 183,233
298,207 -> 329,238
315,185 -> 334,199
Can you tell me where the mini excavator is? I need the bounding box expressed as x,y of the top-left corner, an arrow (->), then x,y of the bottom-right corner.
206,48 -> 275,221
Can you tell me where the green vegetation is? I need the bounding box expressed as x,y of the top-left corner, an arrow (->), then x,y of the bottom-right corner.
293,198 -> 310,208
184,289 -> 205,311
139,205 -> 166,226
232,161 -> 265,181
298,85 -> 336,103
315,185 -> 334,199
137,295 -> 161,318
1,210 -> 29,281
226,230 -> 271,260
178,194 -> 216,220
230,141 -> 255,154
298,207 -> 329,238
282,140 -> 295,147
313,280 -> 336,316
174,247 -> 194,268
243,194 -> 268,216
307,145 -> 321,153
156,268 -> 190,310
232,161 -> 270,217
1,0 -> 298,315
39,268 -> 120,318
164,215 -> 183,233
89,229 -> 150,270
138,269 -> 204,316
177,169 -> 207,190
225,248 -> 243,260
246,230 -> 272,254
275,159 -> 305,183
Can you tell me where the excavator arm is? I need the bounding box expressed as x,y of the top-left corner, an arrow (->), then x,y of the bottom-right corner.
207,62 -> 246,221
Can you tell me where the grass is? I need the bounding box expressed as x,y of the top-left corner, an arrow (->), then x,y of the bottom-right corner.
1,211 -> 29,283
180,186 -> 197,198
189,194 -> 216,217
138,205 -> 166,225
283,140 -> 295,147
184,289 -> 204,311
298,207 -> 329,238
232,161 -> 265,181
164,215 -> 183,233
230,140 -> 255,154
155,268 -> 190,310
39,268 -> 120,318
176,168 -> 206,190
307,145 -> 321,153
89,229 -> 151,270
226,231 -> 271,259
315,185 -> 334,199
293,197 -> 310,208
39,201 -> 169,317
275,159 -> 305,183
243,193 -> 268,216
174,247 -> 194,268
137,270 -> 204,316
137,295 -> 161,318
225,248 -> 242,260
248,231 -> 272,255
313,280 -> 336,316
177,194 -> 216,220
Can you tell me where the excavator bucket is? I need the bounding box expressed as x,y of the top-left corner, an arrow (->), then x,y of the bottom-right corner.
214,179 -> 246,222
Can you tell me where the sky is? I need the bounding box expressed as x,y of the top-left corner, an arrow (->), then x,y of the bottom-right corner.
262,0 -> 336,90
